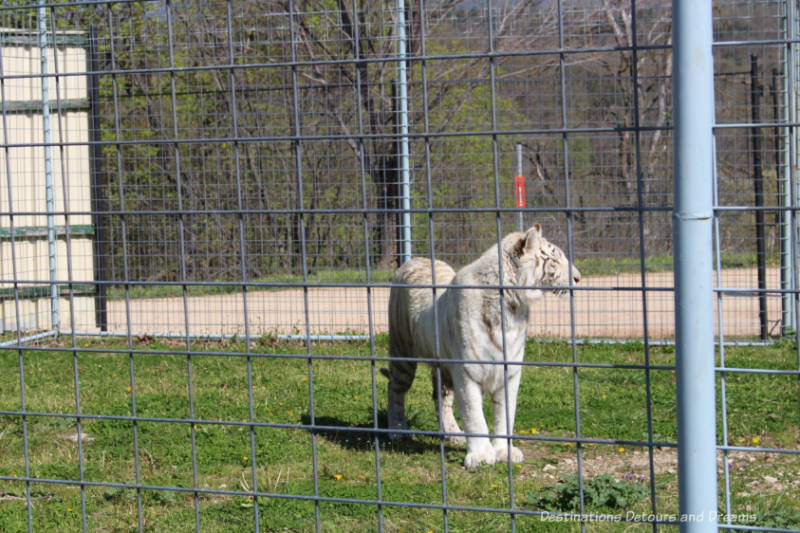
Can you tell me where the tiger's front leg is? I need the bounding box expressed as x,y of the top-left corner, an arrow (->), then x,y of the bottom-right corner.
431,366 -> 465,444
491,371 -> 524,464
451,367 -> 495,468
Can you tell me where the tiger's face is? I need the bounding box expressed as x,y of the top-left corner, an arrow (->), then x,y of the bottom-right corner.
515,225 -> 581,301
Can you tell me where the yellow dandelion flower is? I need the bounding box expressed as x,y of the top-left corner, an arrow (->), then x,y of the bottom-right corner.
738,437 -> 746,443
530,428 -> 537,435
354,395 -> 359,400
491,483 -> 499,489
193,424 -> 198,430
618,447 -> 625,453
519,429 -> 529,435
601,394 -> 607,399
67,508 -> 73,512
126,386 -> 131,392
752,436 -> 761,445
333,474 -> 342,481
242,456 -> 248,461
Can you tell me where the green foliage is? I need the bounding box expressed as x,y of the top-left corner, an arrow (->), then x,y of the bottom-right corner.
751,508 -> 800,530
528,474 -> 649,513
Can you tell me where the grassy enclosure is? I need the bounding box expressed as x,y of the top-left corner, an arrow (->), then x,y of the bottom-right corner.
1,1 -> 798,531
0,336 -> 798,532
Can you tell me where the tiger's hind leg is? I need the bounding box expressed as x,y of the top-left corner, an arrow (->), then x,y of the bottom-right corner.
384,357 -> 417,440
432,365 -> 465,444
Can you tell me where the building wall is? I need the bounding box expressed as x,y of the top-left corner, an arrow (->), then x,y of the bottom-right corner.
0,32 -> 94,333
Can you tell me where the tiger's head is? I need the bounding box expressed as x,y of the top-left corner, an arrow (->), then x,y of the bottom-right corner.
511,224 -> 581,301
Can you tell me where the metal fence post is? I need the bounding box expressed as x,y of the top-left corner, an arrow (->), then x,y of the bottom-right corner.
37,2 -> 59,332
516,143 -> 523,232
750,55 -> 769,340
87,25 -> 108,332
672,0 -> 718,530
396,0 -> 412,264
784,0 -> 799,336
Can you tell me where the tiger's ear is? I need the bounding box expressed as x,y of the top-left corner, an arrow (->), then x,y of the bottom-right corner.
522,224 -> 542,253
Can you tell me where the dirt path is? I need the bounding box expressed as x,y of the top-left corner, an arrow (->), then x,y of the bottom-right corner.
104,267 -> 783,340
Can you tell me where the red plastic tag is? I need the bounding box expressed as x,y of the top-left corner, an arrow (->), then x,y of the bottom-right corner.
514,175 -> 526,208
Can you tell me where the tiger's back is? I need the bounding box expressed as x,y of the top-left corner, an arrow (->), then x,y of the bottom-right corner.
388,257 -> 456,362
385,257 -> 456,436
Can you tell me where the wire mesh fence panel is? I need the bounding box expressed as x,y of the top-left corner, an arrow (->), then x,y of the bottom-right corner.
0,1 -> 799,532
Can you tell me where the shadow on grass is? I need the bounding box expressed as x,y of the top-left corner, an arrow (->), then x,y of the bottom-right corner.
302,411 -> 463,456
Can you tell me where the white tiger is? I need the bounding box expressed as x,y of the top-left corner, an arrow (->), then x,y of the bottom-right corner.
383,224 -> 581,468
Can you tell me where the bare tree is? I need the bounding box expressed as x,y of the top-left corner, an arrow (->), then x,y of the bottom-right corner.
282,0 -> 563,267
601,0 -> 673,202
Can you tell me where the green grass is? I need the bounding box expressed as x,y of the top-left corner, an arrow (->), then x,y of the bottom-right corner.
572,251 -> 778,277
102,252 -> 778,301
0,336 -> 798,532
104,268 -> 396,301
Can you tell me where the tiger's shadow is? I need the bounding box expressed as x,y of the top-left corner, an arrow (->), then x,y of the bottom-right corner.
301,411 -> 464,455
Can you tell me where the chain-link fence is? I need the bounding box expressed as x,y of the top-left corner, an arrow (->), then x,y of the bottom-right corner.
0,1 -> 799,531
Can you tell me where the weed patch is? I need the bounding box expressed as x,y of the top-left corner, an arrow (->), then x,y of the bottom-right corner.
528,474 -> 649,513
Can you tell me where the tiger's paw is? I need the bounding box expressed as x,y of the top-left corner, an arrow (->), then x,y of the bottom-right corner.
385,416 -> 409,441
386,422 -> 410,441
494,443 -> 524,464
464,442 -> 496,468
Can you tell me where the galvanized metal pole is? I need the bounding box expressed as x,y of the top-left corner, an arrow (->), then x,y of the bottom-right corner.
782,0 -> 797,335
38,3 -> 59,331
396,0 -> 412,264
516,143 -> 523,232
672,0 -> 718,530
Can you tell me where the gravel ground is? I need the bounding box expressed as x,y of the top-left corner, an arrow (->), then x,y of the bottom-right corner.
104,267 -> 783,341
